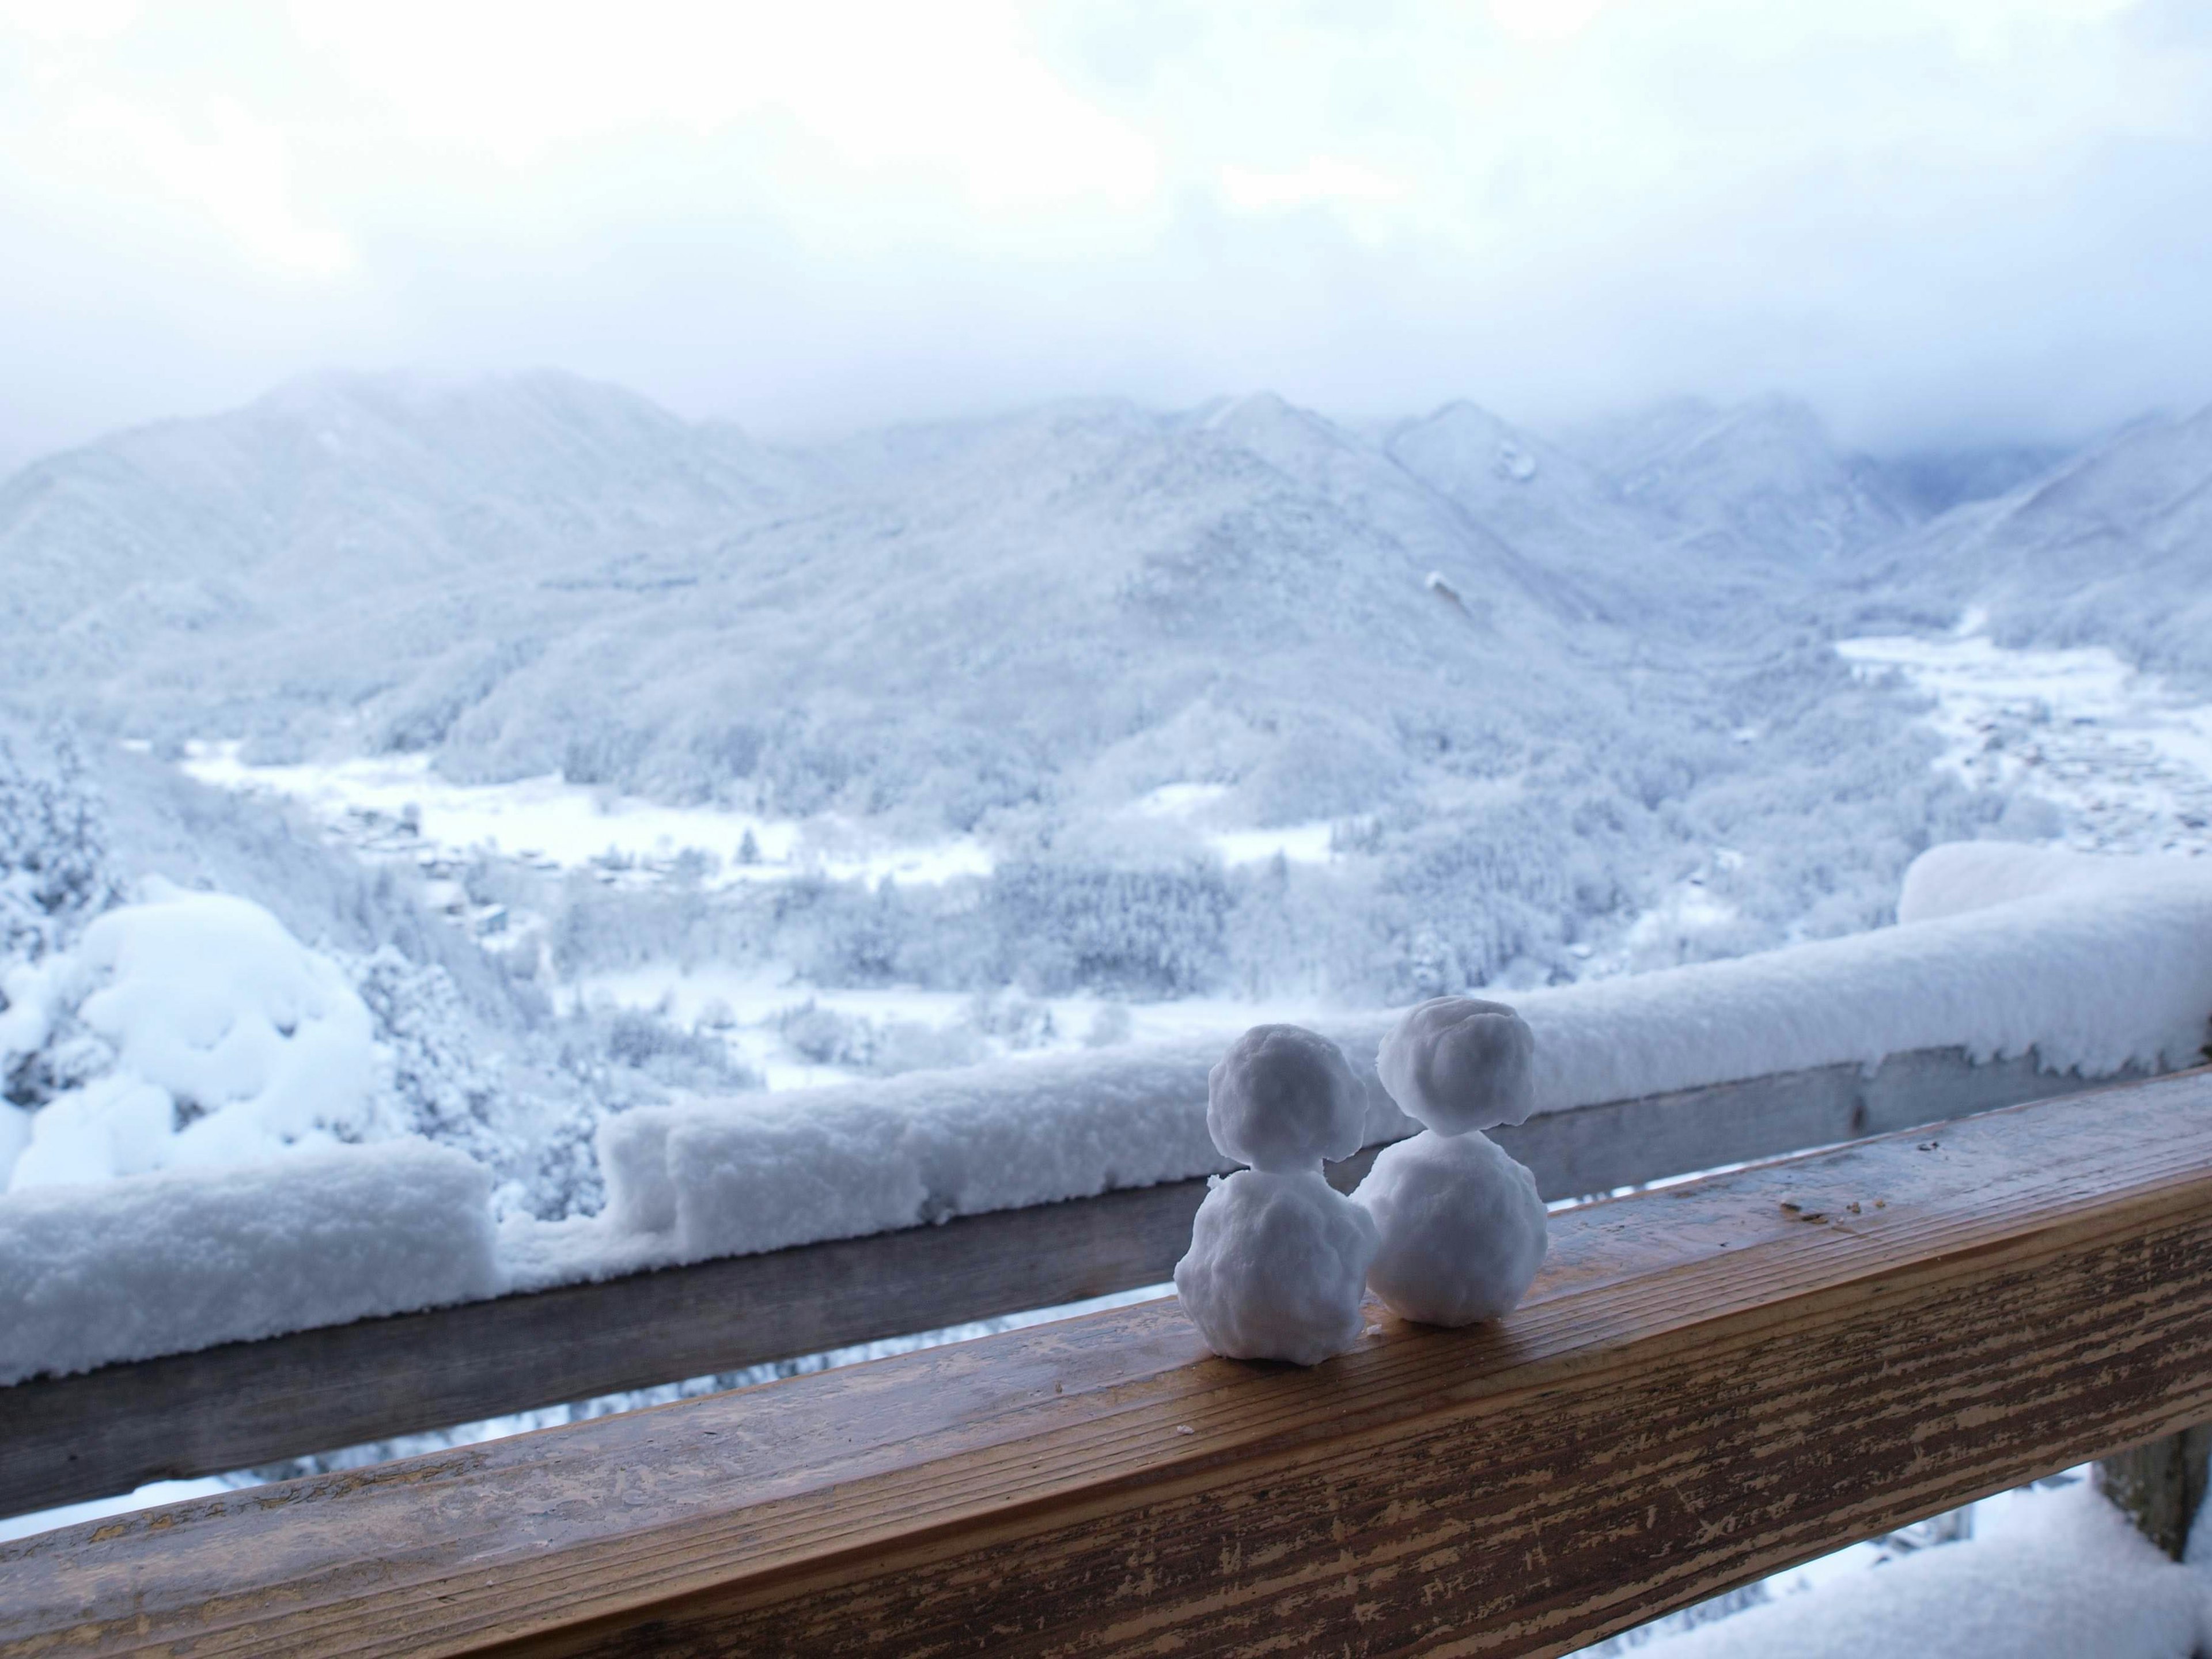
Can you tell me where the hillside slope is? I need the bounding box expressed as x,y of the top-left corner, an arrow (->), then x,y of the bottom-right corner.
1846,404 -> 2212,680
0,377 -> 1831,834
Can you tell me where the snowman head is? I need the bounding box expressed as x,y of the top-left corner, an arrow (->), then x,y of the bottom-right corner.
1376,996 -> 1535,1135
1206,1024 -> 1365,1172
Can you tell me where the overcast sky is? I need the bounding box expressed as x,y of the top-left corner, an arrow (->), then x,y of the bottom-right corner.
2,0 -> 2209,465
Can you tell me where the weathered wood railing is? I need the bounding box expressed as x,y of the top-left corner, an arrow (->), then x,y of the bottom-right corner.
7,1067 -> 2211,1658
0,1044 -> 2126,1520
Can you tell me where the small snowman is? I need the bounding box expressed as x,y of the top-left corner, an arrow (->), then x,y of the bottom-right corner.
1352,997 -> 1548,1327
1173,1024 -> 1381,1366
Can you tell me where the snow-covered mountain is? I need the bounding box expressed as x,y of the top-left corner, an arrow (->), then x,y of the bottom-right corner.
1847,404 -> 2212,680
0,373 -> 1972,827
0,380 -> 1624,819
0,370 -> 2153,1007
1565,395 -> 1915,566
0,369 -> 811,718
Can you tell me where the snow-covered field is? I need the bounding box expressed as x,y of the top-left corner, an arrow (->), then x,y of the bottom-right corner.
1839,621 -> 2212,857
178,741 -> 995,890
166,613 -> 2212,1101
183,747 -> 1347,892
1126,781 -> 1340,866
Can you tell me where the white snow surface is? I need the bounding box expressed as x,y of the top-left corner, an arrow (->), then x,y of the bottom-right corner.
1206,1025 -> 1366,1173
1617,1479 -> 2207,1659
2,882 -> 381,1191
1374,997 -> 1537,1135
0,1139 -> 495,1385
1353,1131 -> 1546,1327
1837,626 -> 2212,857
1894,837 -> 2186,925
179,743 -> 995,888
525,1034 -> 1370,1286
1172,1170 -> 1380,1366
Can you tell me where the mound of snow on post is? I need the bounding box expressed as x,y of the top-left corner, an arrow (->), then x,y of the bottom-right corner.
538,844 -> 2212,1282
1509,844 -> 2212,1111
0,1140 -> 495,1384
1,881 -> 382,1191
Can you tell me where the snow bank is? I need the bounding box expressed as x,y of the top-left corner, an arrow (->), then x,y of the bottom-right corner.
548,1037 -> 1296,1281
1513,844 -> 2212,1111
558,844 -> 2212,1278
1619,1480 -> 2207,1659
0,1140 -> 495,1385
2,881 -> 382,1190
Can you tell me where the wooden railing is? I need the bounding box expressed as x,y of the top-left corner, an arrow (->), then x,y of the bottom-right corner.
7,1067 -> 2210,1658
0,1044 -> 2122,1520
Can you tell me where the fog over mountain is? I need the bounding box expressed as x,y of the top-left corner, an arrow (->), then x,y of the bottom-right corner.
1846,405 -> 2212,681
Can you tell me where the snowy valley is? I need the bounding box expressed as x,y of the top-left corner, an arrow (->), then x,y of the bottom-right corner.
1,372 -> 2209,1212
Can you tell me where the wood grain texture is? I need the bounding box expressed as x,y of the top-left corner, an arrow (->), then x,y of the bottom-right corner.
6,1066 -> 2210,1659
0,1046 -> 2131,1521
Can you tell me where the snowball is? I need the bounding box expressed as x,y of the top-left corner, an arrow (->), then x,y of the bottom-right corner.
1376,997 -> 1536,1135
1173,1169 -> 1380,1365
1206,1024 -> 1365,1173
1353,1131 -> 1546,1326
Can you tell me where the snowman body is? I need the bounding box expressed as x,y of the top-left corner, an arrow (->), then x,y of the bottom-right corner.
1356,1130 -> 1544,1326
1353,997 -> 1548,1327
1173,1024 -> 1379,1366
1175,1169 -> 1380,1365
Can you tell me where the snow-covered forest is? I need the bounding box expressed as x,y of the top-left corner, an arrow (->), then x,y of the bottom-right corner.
1,373 -> 2207,1209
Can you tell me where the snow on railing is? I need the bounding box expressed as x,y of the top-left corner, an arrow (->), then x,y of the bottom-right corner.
558,842 -> 2212,1279
0,1141 -> 495,1387
5,843 -> 2210,1389
21,1071 -> 2212,1656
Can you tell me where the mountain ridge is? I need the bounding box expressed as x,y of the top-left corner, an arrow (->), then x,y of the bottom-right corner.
0,369 -> 2157,843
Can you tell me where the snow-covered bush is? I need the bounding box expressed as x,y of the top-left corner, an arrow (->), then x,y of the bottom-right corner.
988,861 -> 1233,995
346,947 -> 510,1169
0,732 -> 120,964
964,988 -> 1057,1050
597,1004 -> 754,1089
3,882 -> 383,1189
774,999 -> 988,1076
